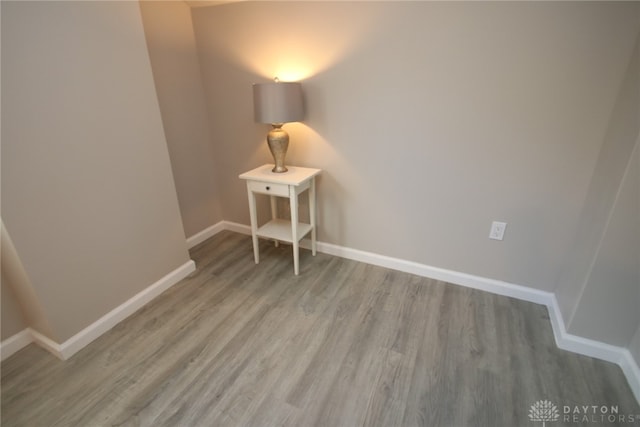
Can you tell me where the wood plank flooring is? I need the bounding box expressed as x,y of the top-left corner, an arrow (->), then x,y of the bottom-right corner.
2,231 -> 638,426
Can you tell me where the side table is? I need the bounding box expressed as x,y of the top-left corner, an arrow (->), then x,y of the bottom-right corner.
239,164 -> 321,275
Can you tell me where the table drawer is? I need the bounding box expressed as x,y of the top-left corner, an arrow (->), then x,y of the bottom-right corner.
248,180 -> 289,197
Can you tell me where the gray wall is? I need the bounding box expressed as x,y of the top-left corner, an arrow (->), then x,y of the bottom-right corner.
139,0 -> 223,239
191,1 -> 640,292
1,1 -> 190,342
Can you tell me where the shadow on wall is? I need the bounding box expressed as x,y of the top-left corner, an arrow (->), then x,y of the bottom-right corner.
0,220 -> 57,341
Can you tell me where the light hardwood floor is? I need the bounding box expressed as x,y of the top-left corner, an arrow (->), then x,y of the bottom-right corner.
2,231 -> 638,426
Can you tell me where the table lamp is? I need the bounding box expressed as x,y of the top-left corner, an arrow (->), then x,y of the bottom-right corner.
253,78 -> 304,173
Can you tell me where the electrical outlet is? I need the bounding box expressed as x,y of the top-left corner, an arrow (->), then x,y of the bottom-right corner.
489,221 -> 507,241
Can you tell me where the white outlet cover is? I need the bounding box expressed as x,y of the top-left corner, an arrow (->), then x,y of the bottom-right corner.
489,221 -> 507,240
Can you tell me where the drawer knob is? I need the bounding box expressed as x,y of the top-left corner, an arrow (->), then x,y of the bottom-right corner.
266,186 -> 270,191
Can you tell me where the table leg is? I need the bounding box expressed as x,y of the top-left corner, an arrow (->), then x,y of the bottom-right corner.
290,186 -> 299,275
270,195 -> 279,247
246,184 -> 259,264
310,177 -> 317,256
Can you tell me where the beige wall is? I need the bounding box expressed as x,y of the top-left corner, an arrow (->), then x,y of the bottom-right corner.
139,0 -> 223,238
2,279 -> 26,341
191,1 -> 640,291
1,1 -> 190,342
1,221 -> 55,340
569,137 -> 639,346
555,31 -> 640,350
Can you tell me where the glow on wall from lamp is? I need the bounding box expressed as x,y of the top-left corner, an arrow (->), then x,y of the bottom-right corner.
239,32 -> 363,81
205,4 -> 384,81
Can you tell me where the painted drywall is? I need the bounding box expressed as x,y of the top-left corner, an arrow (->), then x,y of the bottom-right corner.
191,1 -> 640,291
139,0 -> 223,238
1,278 -> 26,341
568,137 -> 639,347
1,221 -> 56,340
631,325 -> 640,368
554,31 -> 640,335
1,1 -> 190,342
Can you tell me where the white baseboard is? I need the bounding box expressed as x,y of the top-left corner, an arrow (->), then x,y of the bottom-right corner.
546,297 -> 640,403
0,329 -> 33,361
221,220 -> 251,235
186,221 -> 640,404
1,328 -> 65,361
56,260 -> 196,360
1,260 -> 196,362
30,328 -> 65,359
314,240 -> 555,306
547,297 -> 624,363
186,222 -> 227,249
619,349 -> 640,404
186,221 -> 251,249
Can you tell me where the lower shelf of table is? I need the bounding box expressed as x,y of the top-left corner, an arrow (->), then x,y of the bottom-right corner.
256,219 -> 313,243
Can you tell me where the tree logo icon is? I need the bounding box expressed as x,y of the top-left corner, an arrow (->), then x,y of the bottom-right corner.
529,400 -> 560,426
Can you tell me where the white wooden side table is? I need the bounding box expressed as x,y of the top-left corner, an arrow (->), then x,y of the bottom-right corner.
239,164 -> 321,275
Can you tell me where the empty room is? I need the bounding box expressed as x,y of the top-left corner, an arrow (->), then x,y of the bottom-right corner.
1,1 -> 639,426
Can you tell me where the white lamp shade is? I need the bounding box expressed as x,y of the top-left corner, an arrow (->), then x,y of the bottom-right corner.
253,82 -> 304,124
